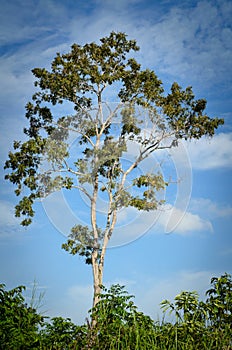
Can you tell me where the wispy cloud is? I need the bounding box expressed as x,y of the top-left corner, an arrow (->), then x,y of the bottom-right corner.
0,200 -> 20,228
1,0 -> 231,171
190,197 -> 232,219
0,200 -> 23,240
0,0 -> 70,47
143,0 -> 232,86
70,0 -> 232,89
2,0 -> 230,88
134,269 -> 220,321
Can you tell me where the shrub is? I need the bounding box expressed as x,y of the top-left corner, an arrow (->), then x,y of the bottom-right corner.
0,284 -> 43,349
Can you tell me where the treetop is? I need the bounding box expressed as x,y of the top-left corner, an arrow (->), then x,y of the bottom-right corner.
4,31 -> 224,230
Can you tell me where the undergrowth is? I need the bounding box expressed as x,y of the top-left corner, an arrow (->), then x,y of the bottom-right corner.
0,273 -> 231,349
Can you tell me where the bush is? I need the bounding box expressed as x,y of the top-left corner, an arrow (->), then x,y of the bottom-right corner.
0,284 -> 43,349
87,284 -> 156,349
40,316 -> 87,349
160,273 -> 232,349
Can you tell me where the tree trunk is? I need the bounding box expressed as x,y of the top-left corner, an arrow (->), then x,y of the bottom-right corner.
90,251 -> 103,331
92,250 -> 103,310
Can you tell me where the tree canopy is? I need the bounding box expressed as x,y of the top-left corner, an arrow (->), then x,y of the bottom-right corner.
4,31 -> 224,309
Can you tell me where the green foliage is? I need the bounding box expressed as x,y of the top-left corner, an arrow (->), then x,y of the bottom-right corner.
159,273 -> 232,349
1,274 -> 231,349
62,224 -> 104,264
130,173 -> 166,210
0,284 -> 44,349
160,82 -> 224,140
205,272 -> 232,328
87,284 -> 156,350
4,31 -> 224,229
81,275 -> 232,349
40,317 -> 86,349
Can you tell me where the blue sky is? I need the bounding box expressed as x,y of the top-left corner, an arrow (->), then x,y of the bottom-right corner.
0,0 -> 231,324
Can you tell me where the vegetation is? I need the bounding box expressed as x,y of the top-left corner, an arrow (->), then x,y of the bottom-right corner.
4,31 -> 224,311
0,283 -> 44,349
1,273 -> 231,349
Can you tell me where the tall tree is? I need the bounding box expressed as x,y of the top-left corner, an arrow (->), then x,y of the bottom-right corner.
5,32 -> 223,310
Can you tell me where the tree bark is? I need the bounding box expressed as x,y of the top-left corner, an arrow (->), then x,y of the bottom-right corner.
92,253 -> 103,309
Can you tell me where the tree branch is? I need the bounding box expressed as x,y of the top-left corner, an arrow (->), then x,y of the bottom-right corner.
71,185 -> 92,201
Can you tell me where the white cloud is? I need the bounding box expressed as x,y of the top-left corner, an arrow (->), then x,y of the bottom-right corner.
184,133 -> 232,170
116,195 -> 231,238
159,205 -> 213,234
